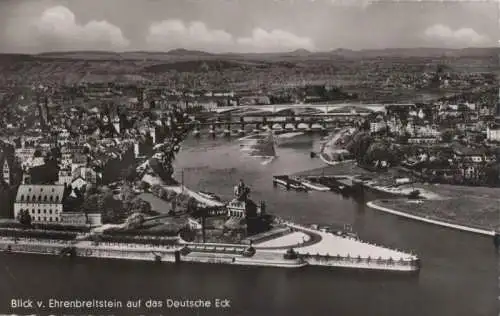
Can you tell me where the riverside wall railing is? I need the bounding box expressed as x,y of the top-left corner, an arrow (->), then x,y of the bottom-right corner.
0,237 -> 71,255
300,253 -> 419,271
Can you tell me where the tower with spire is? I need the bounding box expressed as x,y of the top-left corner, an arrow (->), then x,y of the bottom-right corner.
112,116 -> 121,134
2,159 -> 10,185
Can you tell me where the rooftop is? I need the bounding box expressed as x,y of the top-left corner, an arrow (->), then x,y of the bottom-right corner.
15,185 -> 65,204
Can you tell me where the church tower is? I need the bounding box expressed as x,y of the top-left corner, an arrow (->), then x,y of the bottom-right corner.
112,116 -> 121,134
3,159 -> 10,185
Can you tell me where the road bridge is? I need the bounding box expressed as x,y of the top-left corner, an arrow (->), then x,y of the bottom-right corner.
213,103 -> 390,115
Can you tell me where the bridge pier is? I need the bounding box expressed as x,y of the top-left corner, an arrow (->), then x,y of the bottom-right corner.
193,122 -> 201,137
307,122 -> 314,132
238,123 -> 245,135
224,124 -> 231,137
209,124 -> 216,138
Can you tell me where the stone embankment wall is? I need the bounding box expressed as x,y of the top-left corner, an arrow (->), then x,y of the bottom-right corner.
281,221 -> 420,272
75,242 -> 180,262
367,201 -> 496,236
302,255 -> 418,272
0,238 -> 70,255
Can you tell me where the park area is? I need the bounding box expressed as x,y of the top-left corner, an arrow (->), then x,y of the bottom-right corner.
374,187 -> 500,232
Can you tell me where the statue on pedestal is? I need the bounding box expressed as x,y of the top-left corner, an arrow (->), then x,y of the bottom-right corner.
234,179 -> 250,202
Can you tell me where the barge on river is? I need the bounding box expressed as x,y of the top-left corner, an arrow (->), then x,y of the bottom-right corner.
273,175 -> 308,191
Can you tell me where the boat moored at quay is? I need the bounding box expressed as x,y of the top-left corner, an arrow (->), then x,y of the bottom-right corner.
290,176 -> 331,191
273,175 -> 309,191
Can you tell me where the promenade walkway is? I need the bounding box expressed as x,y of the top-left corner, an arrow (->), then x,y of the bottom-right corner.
255,231 -> 313,249
278,222 -> 416,261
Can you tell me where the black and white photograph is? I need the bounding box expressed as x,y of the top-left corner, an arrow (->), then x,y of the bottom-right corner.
0,0 -> 498,315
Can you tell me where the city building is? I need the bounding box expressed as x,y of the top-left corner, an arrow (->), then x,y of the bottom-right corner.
15,148 -> 36,163
57,168 -> 72,186
495,89 -> 500,118
486,123 -> 500,142
370,120 -> 387,134
71,176 -> 88,192
14,185 -> 65,224
72,166 -> 99,187
407,137 -> 439,145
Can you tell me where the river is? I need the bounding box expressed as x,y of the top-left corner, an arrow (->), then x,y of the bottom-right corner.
0,135 -> 497,316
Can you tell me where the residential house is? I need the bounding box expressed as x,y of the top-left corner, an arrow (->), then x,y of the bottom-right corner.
57,168 -> 73,186
408,137 -> 439,145
486,123 -> 500,142
370,120 -> 387,134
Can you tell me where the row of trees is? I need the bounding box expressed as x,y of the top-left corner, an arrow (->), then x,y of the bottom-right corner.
64,184 -> 153,224
345,131 -> 402,168
150,184 -> 198,214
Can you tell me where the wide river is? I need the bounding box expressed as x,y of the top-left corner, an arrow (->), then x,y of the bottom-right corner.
0,135 -> 497,316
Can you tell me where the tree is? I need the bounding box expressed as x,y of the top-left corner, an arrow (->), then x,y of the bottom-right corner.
441,129 -> 455,143
153,106 -> 194,182
139,181 -> 150,192
122,165 -> 137,183
18,209 -> 32,226
483,163 -> 500,186
126,197 -> 152,214
474,134 -> 485,144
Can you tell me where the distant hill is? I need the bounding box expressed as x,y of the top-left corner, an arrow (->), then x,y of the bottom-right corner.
0,47 -> 497,87
165,48 -> 214,57
143,59 -> 245,73
31,47 -> 500,61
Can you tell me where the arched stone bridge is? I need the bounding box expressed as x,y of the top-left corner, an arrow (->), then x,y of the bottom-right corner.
213,103 -> 393,115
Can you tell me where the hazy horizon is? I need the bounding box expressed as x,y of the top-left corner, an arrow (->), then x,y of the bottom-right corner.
0,0 -> 497,54
6,46 -> 494,56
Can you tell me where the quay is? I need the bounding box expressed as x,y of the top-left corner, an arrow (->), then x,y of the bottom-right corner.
304,175 -> 363,195
0,222 -> 420,272
0,177 -> 420,273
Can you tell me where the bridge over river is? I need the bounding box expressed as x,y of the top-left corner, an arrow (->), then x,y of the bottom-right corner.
212,103 -> 393,115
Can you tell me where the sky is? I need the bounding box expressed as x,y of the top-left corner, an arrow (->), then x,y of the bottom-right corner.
0,0 -> 498,54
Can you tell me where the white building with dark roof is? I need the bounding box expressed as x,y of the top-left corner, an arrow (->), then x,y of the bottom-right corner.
14,185 -> 65,224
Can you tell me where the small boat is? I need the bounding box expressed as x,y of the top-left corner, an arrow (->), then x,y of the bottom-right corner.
198,191 -> 222,201
293,177 -> 331,192
223,129 -> 231,136
192,130 -> 200,137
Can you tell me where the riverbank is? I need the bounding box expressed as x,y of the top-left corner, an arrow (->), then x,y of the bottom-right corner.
141,174 -> 224,207
0,220 -> 420,272
294,160 -> 500,237
367,199 -> 498,236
